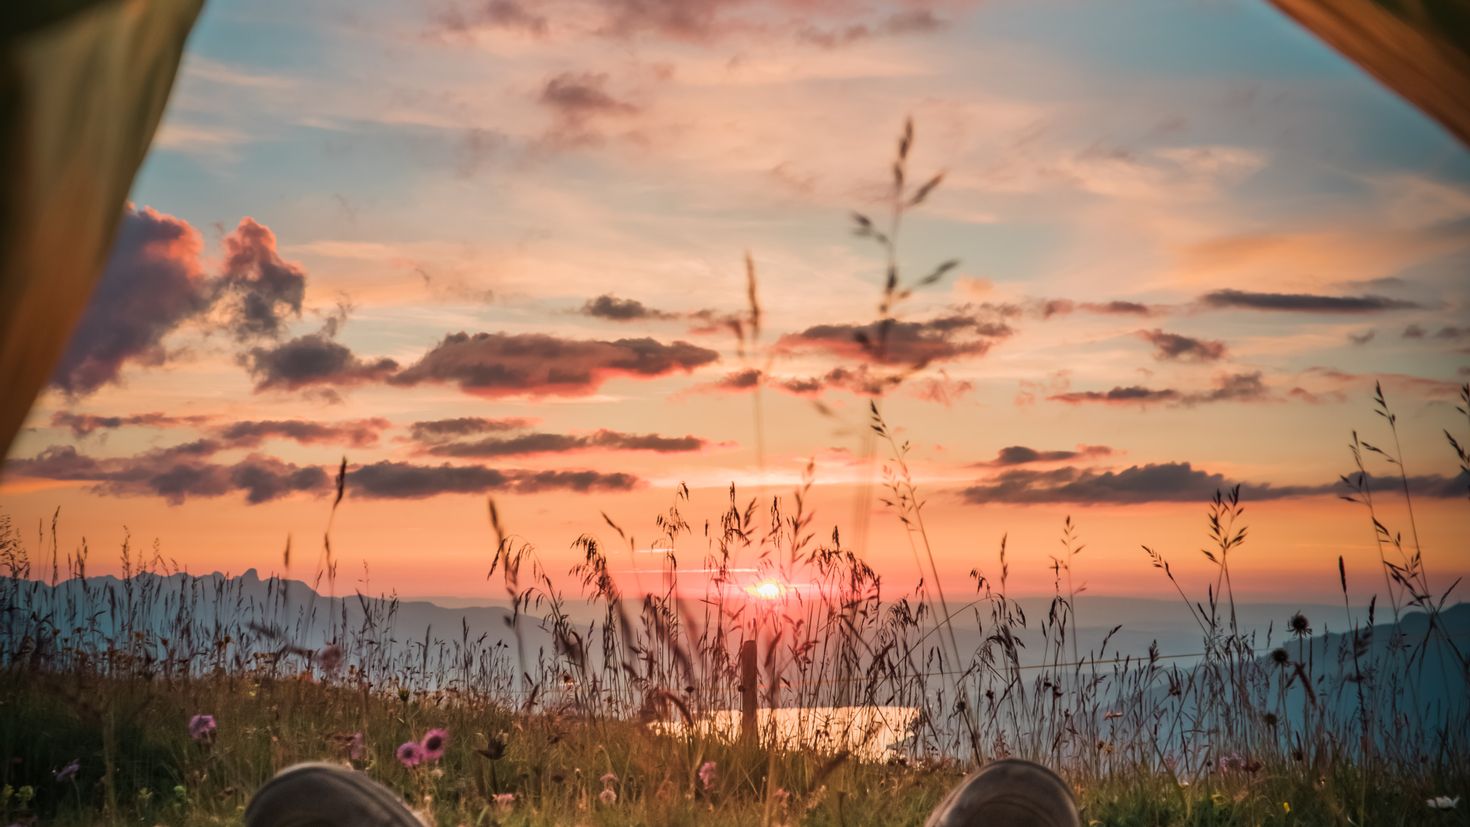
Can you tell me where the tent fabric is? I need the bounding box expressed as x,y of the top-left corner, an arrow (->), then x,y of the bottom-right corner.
0,0 -> 203,467
1272,0 -> 1470,147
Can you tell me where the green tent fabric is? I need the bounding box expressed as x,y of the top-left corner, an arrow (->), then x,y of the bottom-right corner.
0,0 -> 203,466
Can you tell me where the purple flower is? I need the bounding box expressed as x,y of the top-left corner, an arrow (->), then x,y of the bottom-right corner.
54,759 -> 80,783
316,644 -> 343,673
419,728 -> 449,762
188,714 -> 217,742
347,732 -> 365,761
396,741 -> 425,768
698,760 -> 717,791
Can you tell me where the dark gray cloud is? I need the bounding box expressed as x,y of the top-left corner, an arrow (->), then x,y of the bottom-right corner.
217,419 -> 390,449
409,417 -> 535,442
540,72 -> 636,117
581,294 -> 677,321
4,443 -> 325,505
50,411 -> 210,437
425,428 -> 704,457
779,314 -> 1013,369
347,461 -> 638,499
217,218 -> 307,341
1201,289 -> 1421,313
436,0 -> 549,35
960,463 -> 1468,506
1349,329 -> 1376,345
1139,329 -> 1227,362
710,368 -> 763,390
52,206 -> 215,395
979,445 -> 1114,467
247,333 -> 400,392
388,331 -> 718,396
797,9 -> 945,47
1050,372 -> 1268,407
1403,324 -> 1469,341
1030,299 -> 1157,319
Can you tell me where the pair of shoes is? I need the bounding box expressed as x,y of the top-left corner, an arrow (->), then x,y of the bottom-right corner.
244,763 -> 422,826
925,759 -> 1080,827
245,758 -> 1079,827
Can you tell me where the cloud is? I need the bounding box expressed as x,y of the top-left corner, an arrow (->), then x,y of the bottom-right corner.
4,443 -> 326,505
581,294 -> 677,321
709,368 -> 763,391
1403,324 -> 1469,341
797,9 -> 946,48
435,0 -> 549,35
52,205 -> 214,395
388,331 -> 718,396
216,419 -> 390,448
541,72 -> 638,117
409,417 -> 536,442
346,460 -> 639,499
960,462 -> 1468,505
1200,289 -> 1422,313
977,445 -> 1114,467
425,428 -> 704,457
1349,329 -> 1376,345
1050,372 -> 1268,407
778,313 -> 1013,369
538,71 -> 637,146
50,411 -> 209,438
217,218 -> 307,340
1139,329 -> 1227,362
246,332 -> 400,393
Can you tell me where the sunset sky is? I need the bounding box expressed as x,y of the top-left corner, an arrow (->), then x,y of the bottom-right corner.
2,0 -> 1466,604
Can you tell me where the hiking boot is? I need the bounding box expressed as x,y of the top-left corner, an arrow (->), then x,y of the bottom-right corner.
925,758 -> 1080,827
244,762 -> 422,827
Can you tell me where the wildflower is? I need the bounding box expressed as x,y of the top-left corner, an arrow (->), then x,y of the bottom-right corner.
396,741 -> 425,768
1219,753 -> 1245,773
698,760 -> 717,791
600,772 -> 618,786
188,714 -> 217,743
54,759 -> 80,783
772,788 -> 791,806
347,732 -> 365,762
493,792 -> 515,811
1288,612 -> 1311,637
1270,647 -> 1290,665
419,728 -> 449,762
1428,796 -> 1460,810
599,787 -> 617,805
1282,802 -> 1291,814
316,644 -> 343,673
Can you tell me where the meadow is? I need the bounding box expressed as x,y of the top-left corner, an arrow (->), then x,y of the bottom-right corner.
1,124 -> 1467,826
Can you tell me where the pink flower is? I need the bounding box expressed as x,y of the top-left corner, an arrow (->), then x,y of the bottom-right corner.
396,741 -> 425,768
188,714 -> 217,742
599,787 -> 617,805
419,728 -> 449,762
698,760 -> 717,791
316,644 -> 343,673
600,772 -> 618,786
54,759 -> 80,783
346,732 -> 365,761
493,792 -> 516,810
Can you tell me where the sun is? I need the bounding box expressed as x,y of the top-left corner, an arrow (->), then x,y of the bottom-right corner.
750,580 -> 784,601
